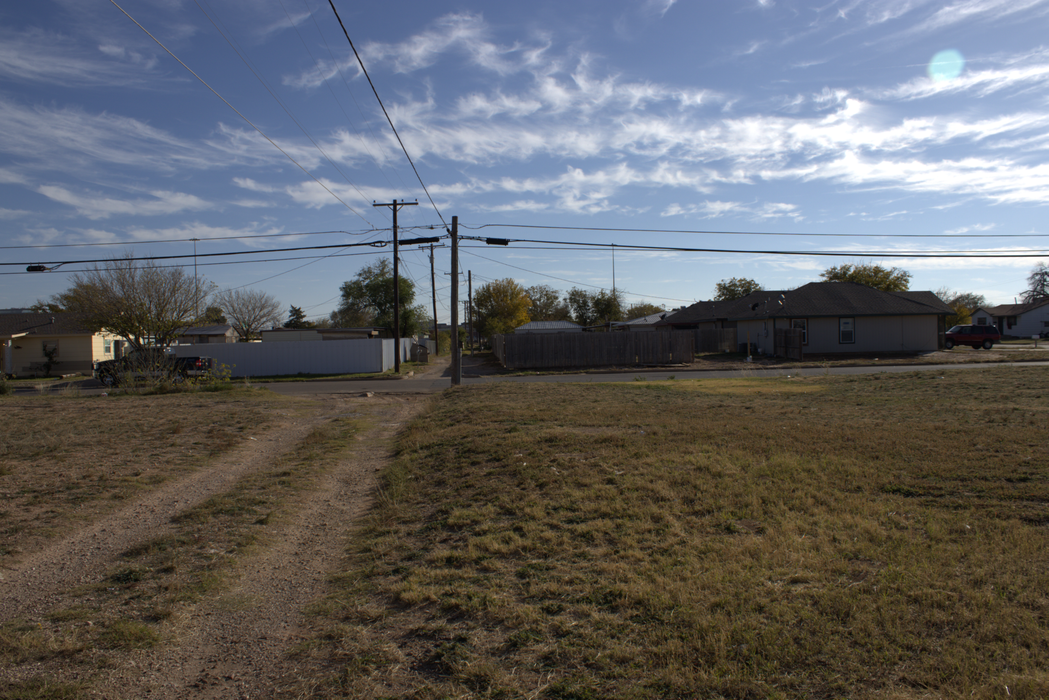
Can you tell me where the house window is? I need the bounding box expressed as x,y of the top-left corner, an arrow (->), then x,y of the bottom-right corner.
791,318 -> 808,344
42,341 -> 59,357
977,316 -> 988,325
839,317 -> 855,344
1008,316 -> 1017,329
104,339 -> 113,354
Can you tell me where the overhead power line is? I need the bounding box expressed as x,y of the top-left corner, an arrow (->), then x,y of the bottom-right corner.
0,230 -> 379,251
326,0 -> 446,227
462,222 -> 1049,239
109,0 -> 373,226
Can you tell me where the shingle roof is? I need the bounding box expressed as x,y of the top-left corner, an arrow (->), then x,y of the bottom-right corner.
0,312 -> 100,338
178,324 -> 234,335
981,299 -> 1049,316
659,282 -> 953,325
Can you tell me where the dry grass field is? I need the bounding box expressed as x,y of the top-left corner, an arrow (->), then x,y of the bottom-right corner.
1,367 -> 1047,699
296,366 -> 1049,699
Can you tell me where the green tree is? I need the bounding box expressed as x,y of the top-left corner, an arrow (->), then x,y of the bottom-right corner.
625,302 -> 665,320
1021,262 -> 1049,303
820,264 -> 911,292
55,255 -> 211,350
196,305 -> 227,326
284,305 -> 314,329
473,279 -> 532,337
936,288 -> 988,327
567,288 -> 624,327
334,258 -> 422,336
526,284 -> 571,321
714,277 -> 763,301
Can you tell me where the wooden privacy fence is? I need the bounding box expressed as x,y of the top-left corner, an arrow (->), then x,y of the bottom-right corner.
693,328 -> 737,353
492,331 -> 694,370
774,328 -> 804,360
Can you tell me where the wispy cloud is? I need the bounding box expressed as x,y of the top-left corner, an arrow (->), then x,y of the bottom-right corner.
0,28 -> 151,87
874,51 -> 1049,101
37,186 -> 211,220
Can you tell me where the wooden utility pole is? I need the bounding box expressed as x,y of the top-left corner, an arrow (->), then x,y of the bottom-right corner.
372,199 -> 417,372
467,270 -> 473,354
430,243 -> 438,356
450,216 -> 461,385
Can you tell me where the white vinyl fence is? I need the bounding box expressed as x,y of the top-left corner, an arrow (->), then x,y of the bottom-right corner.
169,338 -> 413,378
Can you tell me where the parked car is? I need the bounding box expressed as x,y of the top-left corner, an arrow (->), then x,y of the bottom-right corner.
94,348 -> 215,386
944,324 -> 1001,350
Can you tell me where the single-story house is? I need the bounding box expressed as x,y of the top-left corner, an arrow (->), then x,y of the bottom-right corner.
172,324 -> 239,344
515,320 -> 584,334
658,282 -> 954,355
971,300 -> 1049,338
0,312 -> 122,377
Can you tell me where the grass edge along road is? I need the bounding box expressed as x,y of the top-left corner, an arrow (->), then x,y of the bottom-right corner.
295,366 -> 1049,699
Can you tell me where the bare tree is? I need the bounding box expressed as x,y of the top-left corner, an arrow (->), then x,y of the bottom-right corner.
1022,262 -> 1049,303
215,288 -> 283,341
56,255 -> 210,350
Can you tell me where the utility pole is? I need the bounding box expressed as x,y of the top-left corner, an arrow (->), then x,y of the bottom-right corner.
450,216 -> 461,385
430,243 -> 438,356
467,270 -> 473,355
372,199 -> 417,373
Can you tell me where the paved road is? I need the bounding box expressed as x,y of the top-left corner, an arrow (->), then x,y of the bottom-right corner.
261,359 -> 1049,397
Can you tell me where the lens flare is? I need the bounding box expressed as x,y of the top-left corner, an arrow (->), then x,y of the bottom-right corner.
928,49 -> 965,82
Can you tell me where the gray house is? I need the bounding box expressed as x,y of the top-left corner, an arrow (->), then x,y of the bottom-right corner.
971,300 -> 1049,338
515,320 -> 584,334
659,282 -> 953,355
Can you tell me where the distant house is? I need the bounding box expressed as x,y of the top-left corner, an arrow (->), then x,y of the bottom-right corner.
173,324 -> 239,344
971,300 -> 1049,338
612,310 -> 676,332
260,327 -> 383,342
0,312 -> 121,377
658,282 -> 953,354
515,320 -> 584,334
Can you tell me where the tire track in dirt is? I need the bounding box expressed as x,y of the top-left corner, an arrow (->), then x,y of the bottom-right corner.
99,394 -> 425,700
0,409 -> 324,624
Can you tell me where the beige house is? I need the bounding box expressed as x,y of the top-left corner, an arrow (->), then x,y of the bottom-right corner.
0,312 -> 122,378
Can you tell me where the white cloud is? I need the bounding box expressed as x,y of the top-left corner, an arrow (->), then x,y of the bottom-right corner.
876,52 -> 1049,101
233,178 -> 279,193
37,186 -> 211,220
0,208 -> 30,219
0,28 -> 150,87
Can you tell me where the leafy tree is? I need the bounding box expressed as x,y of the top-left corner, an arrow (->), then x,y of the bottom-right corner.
215,288 -> 282,341
55,255 -> 211,350
935,288 -> 988,327
714,277 -> 763,301
820,264 -> 911,292
196,305 -> 227,326
30,299 -> 64,313
334,258 -> 422,336
526,284 -> 571,322
567,288 -> 624,327
1021,262 -> 1049,303
473,279 -> 532,337
625,302 -> 665,320
284,305 -> 314,329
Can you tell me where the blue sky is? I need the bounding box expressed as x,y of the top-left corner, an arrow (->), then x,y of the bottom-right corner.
3,0 -> 1049,322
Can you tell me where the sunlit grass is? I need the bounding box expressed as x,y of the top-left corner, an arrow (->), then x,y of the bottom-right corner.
301,366 -> 1049,699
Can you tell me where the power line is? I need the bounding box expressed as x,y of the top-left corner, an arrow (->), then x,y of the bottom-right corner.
109,0 -> 373,226
0,230 -> 379,251
462,222 -> 1049,239
326,0 -> 446,227
8,240 -> 388,268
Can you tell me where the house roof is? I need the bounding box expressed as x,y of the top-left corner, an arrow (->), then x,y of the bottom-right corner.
0,312 -> 100,339
516,320 -> 582,331
617,310 -> 674,326
178,324 -> 235,335
980,298 -> 1049,316
660,282 -> 953,325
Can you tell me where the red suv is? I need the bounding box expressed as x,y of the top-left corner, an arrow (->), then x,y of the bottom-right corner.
944,324 -> 1000,350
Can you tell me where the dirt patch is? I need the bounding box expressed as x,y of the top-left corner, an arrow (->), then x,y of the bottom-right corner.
0,392 -> 429,699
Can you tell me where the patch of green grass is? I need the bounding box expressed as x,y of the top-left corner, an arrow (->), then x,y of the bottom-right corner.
299,366 -> 1049,699
97,619 -> 158,650
0,677 -> 85,700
